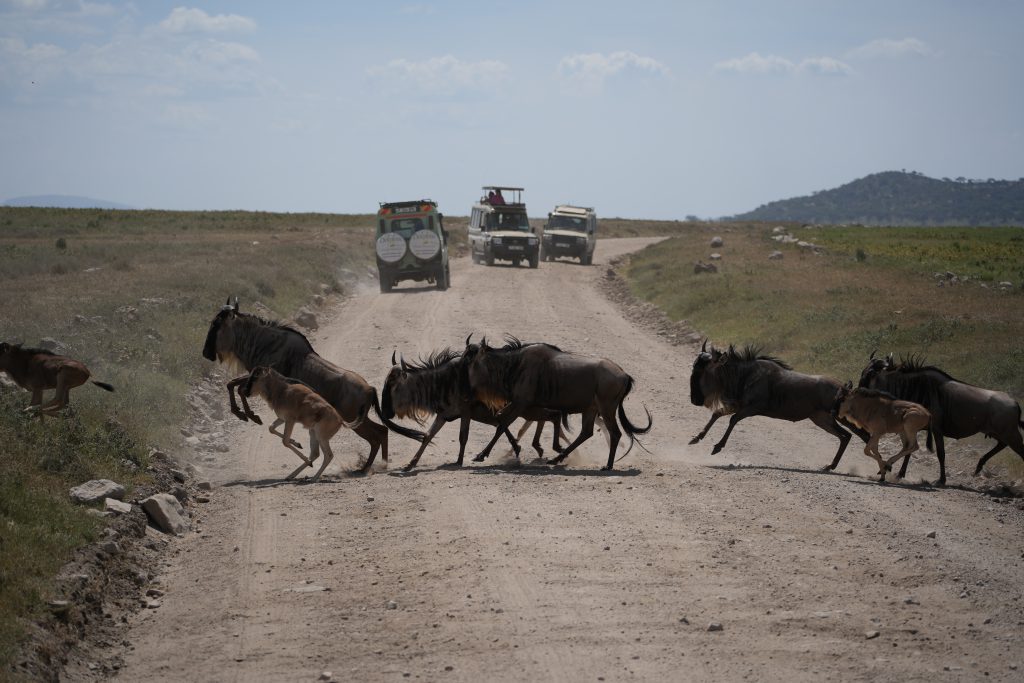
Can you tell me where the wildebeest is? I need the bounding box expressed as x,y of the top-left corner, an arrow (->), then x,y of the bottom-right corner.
859,353 -> 1024,486
0,342 -> 114,416
202,297 -> 424,472
461,336 -> 651,471
833,382 -> 931,481
381,349 -> 567,471
238,366 -> 355,481
689,341 -> 863,469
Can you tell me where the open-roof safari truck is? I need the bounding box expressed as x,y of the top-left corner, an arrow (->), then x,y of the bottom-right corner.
541,204 -> 598,265
375,199 -> 451,292
467,186 -> 540,268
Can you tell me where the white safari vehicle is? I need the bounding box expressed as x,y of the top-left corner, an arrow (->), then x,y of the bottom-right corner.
467,186 -> 540,268
541,204 -> 597,265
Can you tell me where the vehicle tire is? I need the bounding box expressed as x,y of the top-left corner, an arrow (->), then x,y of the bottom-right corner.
540,247 -> 549,262
529,252 -> 539,269
485,249 -> 494,266
471,249 -> 481,265
582,252 -> 593,266
437,266 -> 450,291
379,277 -> 392,293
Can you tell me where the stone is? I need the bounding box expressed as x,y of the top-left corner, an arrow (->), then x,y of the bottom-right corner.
171,469 -> 187,483
104,498 -> 132,514
707,622 -> 723,632
693,261 -> 718,274
386,600 -> 398,610
86,509 -> 112,518
865,630 -> 880,639
312,294 -> 325,307
768,251 -> 784,260
100,541 -> 122,555
39,337 -> 71,355
709,253 -> 722,260
926,530 -> 937,539
197,481 -> 212,491
294,308 -> 318,330
710,236 -> 724,247
319,673 -> 333,682
141,493 -> 191,535
772,226 -> 785,234
70,479 -> 125,504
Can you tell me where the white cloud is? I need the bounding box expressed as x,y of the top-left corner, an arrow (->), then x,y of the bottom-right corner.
714,52 -> 794,74
399,4 -> 435,14
715,51 -> 852,76
367,55 -> 508,96
558,50 -> 669,92
159,7 -> 256,34
798,56 -> 853,76
847,37 -> 933,60
184,40 -> 259,65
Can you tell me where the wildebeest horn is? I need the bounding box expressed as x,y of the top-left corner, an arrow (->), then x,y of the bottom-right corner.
465,333 -> 473,347
869,349 -> 877,360
400,355 -> 409,371
701,338 -> 708,352
231,295 -> 239,311
391,350 -> 397,366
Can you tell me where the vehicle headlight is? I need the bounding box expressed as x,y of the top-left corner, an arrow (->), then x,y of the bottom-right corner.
528,237 -> 538,245
492,237 -> 502,245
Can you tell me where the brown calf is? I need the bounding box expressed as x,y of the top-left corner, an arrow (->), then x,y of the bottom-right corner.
833,383 -> 931,482
0,342 -> 114,417
238,366 -> 357,481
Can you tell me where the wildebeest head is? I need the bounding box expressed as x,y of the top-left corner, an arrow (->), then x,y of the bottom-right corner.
857,351 -> 893,389
202,296 -> 240,362
690,339 -> 724,406
382,348 -> 461,423
831,380 -> 854,416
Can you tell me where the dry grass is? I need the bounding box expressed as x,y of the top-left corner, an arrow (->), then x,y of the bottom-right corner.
625,222 -> 1024,474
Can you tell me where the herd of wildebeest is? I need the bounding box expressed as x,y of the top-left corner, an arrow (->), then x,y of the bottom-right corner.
1,295 -> 1023,488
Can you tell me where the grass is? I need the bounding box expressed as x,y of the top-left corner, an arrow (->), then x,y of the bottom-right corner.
624,222 -> 1024,474
0,207 -> 380,671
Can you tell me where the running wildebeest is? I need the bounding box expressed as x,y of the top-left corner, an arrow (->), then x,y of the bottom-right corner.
833,382 -> 931,482
381,349 -> 568,471
689,340 -> 864,469
460,336 -> 651,471
859,353 -> 1024,486
202,297 -> 424,473
239,366 -> 356,481
0,342 -> 114,417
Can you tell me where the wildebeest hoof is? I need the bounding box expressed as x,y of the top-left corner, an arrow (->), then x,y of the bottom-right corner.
472,454 -> 487,462
711,444 -> 724,455
248,414 -> 263,425
688,436 -> 701,445
600,465 -> 614,471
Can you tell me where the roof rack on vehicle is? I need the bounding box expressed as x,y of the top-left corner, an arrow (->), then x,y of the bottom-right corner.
379,199 -> 436,209
480,186 -> 524,206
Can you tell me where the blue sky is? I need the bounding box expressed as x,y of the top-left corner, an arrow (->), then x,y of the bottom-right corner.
1,1 -> 1022,218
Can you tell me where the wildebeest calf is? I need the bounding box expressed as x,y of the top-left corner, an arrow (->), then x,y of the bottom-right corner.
239,366 -> 353,481
833,383 -> 931,482
0,342 -> 114,417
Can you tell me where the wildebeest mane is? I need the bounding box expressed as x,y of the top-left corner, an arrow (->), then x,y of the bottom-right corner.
407,347 -> 461,372
497,335 -> 564,354
227,313 -> 316,376
11,345 -> 57,357
853,387 -> 899,401
725,344 -> 791,370
895,355 -> 963,383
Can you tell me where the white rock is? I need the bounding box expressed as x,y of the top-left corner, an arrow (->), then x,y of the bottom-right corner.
141,493 -> 191,535
70,479 -> 125,504
710,236 -> 724,247
768,251 -> 784,260
709,253 -> 722,260
104,498 -> 132,514
294,308 -> 318,330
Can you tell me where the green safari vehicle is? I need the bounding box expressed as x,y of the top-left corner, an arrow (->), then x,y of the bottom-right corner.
375,199 -> 451,292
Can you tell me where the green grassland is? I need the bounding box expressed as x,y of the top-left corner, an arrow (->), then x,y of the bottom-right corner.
625,222 -> 1024,399
0,207 -> 379,670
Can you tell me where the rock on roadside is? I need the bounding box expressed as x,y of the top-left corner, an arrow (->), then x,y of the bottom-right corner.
70,480 -> 125,505
141,493 -> 191,535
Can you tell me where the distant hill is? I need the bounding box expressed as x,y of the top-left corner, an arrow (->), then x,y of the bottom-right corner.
732,171 -> 1024,226
2,194 -> 134,210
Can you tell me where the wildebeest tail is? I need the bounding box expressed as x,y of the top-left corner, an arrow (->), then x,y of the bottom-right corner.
372,390 -> 426,442
92,381 -> 115,392
926,425 -> 934,452
615,375 -> 653,462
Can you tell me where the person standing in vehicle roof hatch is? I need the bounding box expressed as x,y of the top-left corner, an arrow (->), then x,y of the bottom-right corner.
491,189 -> 506,205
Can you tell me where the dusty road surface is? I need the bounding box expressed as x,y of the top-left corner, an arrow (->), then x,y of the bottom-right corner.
113,238 -> 1023,682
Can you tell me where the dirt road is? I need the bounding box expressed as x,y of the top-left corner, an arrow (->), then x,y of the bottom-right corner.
114,238 -> 1023,682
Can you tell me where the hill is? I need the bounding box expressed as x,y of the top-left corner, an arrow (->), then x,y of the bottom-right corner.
732,171 -> 1024,226
2,194 -> 134,210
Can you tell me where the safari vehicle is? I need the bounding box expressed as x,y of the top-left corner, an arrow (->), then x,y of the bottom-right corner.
541,204 -> 597,265
467,186 -> 540,268
375,199 -> 450,292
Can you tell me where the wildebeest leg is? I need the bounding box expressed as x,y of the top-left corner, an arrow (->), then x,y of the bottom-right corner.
972,442 -> 1007,476
38,372 -> 72,415
887,431 -> 920,472
689,412 -> 724,445
268,418 -> 303,450
550,406 -> 598,465
287,432 -> 320,480
530,420 -> 546,459
473,424 -> 521,462
226,375 -> 254,422
809,412 -> 853,471
403,414 -> 448,472
456,414 -> 472,466
864,436 -> 888,481
473,408 -> 525,462
310,432 -> 335,482
353,418 -> 388,472
280,421 -> 313,479
711,408 -> 760,455
600,403 -> 623,471
237,385 -> 263,425
932,432 -> 947,487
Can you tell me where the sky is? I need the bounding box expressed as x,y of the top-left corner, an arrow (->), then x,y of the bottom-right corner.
1,1 -> 1022,219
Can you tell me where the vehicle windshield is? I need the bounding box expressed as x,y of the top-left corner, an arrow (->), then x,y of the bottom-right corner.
486,211 -> 530,232
548,215 -> 587,232
387,217 -> 426,239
